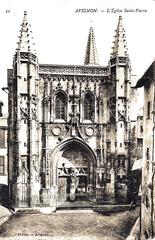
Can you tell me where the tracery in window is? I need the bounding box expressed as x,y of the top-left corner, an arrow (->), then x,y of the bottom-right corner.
55,92 -> 67,120
84,92 -> 95,121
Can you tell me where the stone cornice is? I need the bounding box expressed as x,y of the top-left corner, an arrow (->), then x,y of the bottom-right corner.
39,64 -> 109,76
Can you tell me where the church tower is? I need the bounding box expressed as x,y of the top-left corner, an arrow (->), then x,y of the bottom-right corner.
8,11 -> 40,207
108,16 -> 131,202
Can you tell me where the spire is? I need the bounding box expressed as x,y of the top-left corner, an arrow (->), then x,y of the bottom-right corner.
111,16 -> 128,59
84,26 -> 99,65
16,11 -> 36,54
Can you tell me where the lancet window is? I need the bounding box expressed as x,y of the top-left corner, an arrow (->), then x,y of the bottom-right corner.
84,92 -> 95,121
55,92 -> 67,120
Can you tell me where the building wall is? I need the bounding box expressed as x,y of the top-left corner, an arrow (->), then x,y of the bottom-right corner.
0,116 -> 8,185
141,75 -> 154,238
136,61 -> 155,239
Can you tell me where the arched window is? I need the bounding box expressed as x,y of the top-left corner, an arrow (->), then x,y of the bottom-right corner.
84,92 -> 95,121
55,92 -> 67,120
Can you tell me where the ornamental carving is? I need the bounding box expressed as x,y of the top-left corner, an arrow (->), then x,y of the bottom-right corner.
85,127 -> 94,136
20,107 -> 29,119
110,57 -> 129,66
118,57 -> 126,64
31,107 -> 37,120
39,65 -> 109,76
30,95 -> 37,105
51,126 -> 61,136
19,52 -> 37,63
118,109 -> 127,121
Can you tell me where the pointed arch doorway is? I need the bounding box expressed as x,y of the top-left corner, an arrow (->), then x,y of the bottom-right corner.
50,138 -> 97,207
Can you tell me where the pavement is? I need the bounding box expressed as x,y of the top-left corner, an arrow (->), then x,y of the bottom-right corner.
0,206 -> 12,228
125,217 -> 140,240
0,208 -> 139,240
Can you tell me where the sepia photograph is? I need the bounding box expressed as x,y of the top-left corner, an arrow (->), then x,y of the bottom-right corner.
0,0 -> 155,239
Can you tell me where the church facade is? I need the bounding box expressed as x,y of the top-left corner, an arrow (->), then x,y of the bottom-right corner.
7,12 -> 135,209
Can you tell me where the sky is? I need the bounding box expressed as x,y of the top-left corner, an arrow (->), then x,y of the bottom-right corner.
0,0 -> 155,113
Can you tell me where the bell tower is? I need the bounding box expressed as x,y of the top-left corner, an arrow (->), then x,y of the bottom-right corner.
8,11 -> 40,207
108,16 -> 131,202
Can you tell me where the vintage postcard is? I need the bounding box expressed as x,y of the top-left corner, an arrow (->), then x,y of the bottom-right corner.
0,0 -> 155,239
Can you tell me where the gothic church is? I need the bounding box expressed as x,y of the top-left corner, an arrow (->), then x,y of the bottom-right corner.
8,12 -> 135,209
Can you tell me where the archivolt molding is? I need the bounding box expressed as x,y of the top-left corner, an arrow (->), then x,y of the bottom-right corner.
49,137 -> 97,186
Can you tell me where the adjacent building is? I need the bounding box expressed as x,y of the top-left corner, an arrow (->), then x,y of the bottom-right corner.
136,60 -> 155,239
0,102 -> 8,186
7,12 -> 138,209
130,110 -> 143,203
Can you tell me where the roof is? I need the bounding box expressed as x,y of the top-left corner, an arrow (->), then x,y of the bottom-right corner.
135,60 -> 155,88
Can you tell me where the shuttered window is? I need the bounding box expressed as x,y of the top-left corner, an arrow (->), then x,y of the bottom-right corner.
0,156 -> 5,174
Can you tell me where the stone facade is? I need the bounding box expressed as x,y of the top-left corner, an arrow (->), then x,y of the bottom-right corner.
7,12 -> 137,209
136,61 -> 155,239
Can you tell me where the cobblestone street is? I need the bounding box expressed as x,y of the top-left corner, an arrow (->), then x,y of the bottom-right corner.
0,208 -> 139,240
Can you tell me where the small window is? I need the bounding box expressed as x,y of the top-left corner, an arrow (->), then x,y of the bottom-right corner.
147,101 -> 151,119
146,148 -> 150,160
118,159 -> 120,167
24,142 -> 27,147
120,123 -> 122,128
107,142 -> 111,150
0,156 -> 5,174
122,159 -> 125,168
24,78 -> 27,81
140,125 -> 143,133
121,85 -> 123,89
145,195 -> 150,209
96,149 -> 101,159
120,143 -> 122,147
